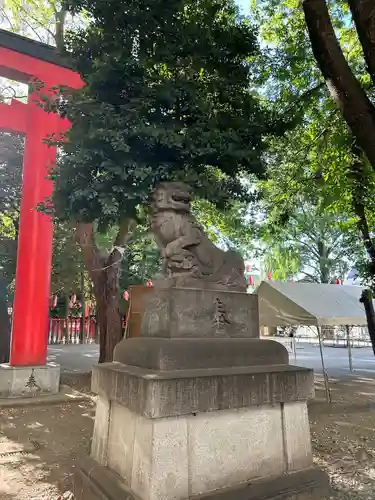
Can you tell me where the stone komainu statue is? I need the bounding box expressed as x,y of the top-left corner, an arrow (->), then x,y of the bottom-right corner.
150,182 -> 247,291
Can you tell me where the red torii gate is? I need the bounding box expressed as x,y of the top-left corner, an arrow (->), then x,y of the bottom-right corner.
0,29 -> 83,367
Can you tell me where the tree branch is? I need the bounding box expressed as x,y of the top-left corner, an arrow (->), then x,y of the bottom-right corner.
282,82 -> 325,115
13,0 -> 56,41
0,7 -> 16,31
354,201 -> 375,264
348,0 -> 375,87
296,239 -> 322,260
107,218 -> 136,267
303,0 -> 375,169
55,7 -> 67,52
114,218 -> 136,247
300,272 -> 319,283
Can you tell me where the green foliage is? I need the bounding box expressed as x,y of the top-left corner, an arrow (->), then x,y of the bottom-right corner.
0,0 -> 84,49
193,198 -> 256,256
49,0 -> 284,229
1,0 -> 58,41
51,222 -> 85,294
93,220 -> 161,291
252,0 -> 372,284
261,204 -> 359,283
0,133 -> 22,291
0,133 -> 87,298
119,225 -> 161,314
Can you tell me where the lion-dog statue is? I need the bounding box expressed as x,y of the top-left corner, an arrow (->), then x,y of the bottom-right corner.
150,182 -> 247,291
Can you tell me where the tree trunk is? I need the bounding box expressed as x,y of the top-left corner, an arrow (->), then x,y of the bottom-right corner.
93,266 -> 123,363
54,8 -> 67,53
360,289 -> 375,355
354,200 -> 375,271
75,221 -> 134,363
350,144 -> 375,273
347,0 -> 375,86
303,0 -> 375,170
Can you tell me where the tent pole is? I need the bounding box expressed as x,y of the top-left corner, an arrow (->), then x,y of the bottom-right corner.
293,335 -> 297,363
315,325 -> 331,403
346,325 -> 353,372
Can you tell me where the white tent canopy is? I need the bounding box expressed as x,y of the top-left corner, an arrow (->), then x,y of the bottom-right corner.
256,281 -> 369,327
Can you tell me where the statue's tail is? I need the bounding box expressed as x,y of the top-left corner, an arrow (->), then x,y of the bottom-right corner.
213,249 -> 246,291
225,249 -> 245,270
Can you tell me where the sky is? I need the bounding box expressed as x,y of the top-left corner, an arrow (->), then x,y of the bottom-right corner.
236,0 -> 250,14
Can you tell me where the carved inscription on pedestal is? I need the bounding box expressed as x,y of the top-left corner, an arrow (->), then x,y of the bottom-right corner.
213,298 -> 231,332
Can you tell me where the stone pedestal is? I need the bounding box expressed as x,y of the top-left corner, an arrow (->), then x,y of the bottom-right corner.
0,362 -> 60,398
74,289 -> 330,500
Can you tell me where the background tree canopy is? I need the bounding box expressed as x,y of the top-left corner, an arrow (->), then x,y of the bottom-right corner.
250,0 -> 374,287
2,0 -> 374,359
52,0 -> 285,228
40,0 -> 283,361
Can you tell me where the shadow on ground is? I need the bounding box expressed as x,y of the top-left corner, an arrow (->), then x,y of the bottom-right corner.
309,376 -> 375,499
0,399 -> 95,500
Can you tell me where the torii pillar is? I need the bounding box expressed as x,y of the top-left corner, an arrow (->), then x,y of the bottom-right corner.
0,30 -> 82,396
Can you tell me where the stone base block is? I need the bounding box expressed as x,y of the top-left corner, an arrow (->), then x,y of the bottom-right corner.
74,456 -> 330,500
140,287 -> 259,338
114,337 -> 289,370
92,362 -> 314,418
88,398 -> 317,500
0,363 -> 60,398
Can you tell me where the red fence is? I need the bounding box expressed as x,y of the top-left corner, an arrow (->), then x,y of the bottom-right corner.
48,317 -> 97,344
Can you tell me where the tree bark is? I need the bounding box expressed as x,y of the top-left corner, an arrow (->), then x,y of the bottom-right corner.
347,0 -> 375,86
92,261 -> 123,363
303,0 -> 375,170
75,220 -> 134,363
54,7 -> 67,53
360,289 -> 375,355
354,201 -> 375,268
350,143 -> 375,271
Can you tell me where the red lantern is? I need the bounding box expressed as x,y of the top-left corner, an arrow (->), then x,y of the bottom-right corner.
267,272 -> 271,281
248,275 -> 255,286
123,290 -> 130,301
246,264 -> 251,273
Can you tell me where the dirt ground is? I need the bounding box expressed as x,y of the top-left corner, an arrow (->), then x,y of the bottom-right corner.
1,374 -> 375,500
311,375 -> 375,499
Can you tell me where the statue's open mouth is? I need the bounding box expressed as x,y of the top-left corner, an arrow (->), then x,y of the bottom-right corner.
172,193 -> 190,203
